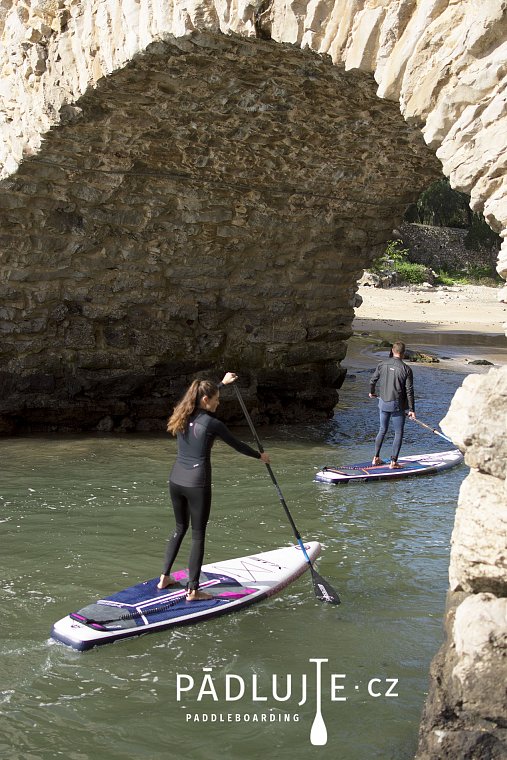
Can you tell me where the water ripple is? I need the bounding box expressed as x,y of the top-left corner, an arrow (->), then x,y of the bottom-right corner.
0,364 -> 469,759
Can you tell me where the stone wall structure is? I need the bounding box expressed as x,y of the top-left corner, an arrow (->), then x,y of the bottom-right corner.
397,222 -> 501,274
0,1 -> 506,756
0,29 -> 441,431
0,1 -> 506,429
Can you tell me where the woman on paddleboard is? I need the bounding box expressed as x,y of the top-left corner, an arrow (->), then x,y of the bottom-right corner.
158,372 -> 270,601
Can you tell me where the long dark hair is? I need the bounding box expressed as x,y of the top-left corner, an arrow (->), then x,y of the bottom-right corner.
167,379 -> 219,435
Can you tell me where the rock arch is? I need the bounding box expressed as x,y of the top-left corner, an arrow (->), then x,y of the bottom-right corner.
0,1 -> 505,430
0,3 -> 506,756
1,1 -> 506,280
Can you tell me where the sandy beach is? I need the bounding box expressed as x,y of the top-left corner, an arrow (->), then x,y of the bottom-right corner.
349,283 -> 507,369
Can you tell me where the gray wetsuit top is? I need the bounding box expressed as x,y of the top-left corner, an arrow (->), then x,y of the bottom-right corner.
369,357 -> 415,413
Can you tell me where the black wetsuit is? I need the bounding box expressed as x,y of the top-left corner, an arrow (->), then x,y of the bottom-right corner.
162,409 -> 261,589
370,357 -> 415,462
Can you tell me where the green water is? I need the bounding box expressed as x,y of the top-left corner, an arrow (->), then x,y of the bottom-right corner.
1,364 -> 471,759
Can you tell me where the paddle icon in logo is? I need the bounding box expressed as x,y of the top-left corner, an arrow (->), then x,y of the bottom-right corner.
309,658 -> 327,746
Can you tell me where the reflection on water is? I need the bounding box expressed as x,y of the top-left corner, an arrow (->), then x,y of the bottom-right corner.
0,362 -> 472,760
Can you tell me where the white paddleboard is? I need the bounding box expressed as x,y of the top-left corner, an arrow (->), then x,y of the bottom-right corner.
51,542 -> 320,651
314,449 -> 464,484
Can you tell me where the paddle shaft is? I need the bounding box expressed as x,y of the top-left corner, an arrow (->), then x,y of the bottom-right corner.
232,384 -> 341,605
233,385 -> 303,544
407,414 -> 453,443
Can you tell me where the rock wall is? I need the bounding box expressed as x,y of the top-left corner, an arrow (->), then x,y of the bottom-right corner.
1,1 -> 506,431
1,0 -> 506,283
0,4 -> 507,752
0,8 -> 445,432
397,222 -> 501,274
416,368 -> 507,759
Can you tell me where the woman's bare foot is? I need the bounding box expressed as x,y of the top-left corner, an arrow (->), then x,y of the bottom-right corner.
389,460 -> 402,469
186,589 -> 213,601
372,457 -> 383,466
157,574 -> 176,590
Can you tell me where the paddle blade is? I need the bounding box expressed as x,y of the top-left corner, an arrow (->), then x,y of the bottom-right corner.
311,569 -> 341,605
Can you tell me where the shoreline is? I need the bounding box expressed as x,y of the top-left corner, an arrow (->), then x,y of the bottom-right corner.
349,283 -> 507,370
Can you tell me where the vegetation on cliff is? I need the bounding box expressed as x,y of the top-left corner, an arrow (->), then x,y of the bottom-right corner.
373,179 -> 502,285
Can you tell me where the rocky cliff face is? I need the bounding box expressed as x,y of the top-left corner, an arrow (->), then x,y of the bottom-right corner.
1,1 -> 506,432
1,1 -> 506,279
1,1 -> 506,431
0,24 -> 441,432
397,222 -> 501,275
416,368 -> 507,759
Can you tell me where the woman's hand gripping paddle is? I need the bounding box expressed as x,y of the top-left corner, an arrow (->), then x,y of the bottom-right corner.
233,384 -> 340,605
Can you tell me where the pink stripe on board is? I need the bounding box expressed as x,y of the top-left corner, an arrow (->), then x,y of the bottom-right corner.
218,589 -> 256,599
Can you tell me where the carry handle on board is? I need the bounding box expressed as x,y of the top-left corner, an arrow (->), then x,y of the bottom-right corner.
406,414 -> 453,443
233,384 -> 341,605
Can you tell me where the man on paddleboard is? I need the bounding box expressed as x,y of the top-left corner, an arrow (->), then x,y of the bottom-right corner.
159,372 -> 270,601
368,341 -> 416,469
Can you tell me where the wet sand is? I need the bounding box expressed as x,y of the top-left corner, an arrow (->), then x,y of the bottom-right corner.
349,284 -> 507,369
